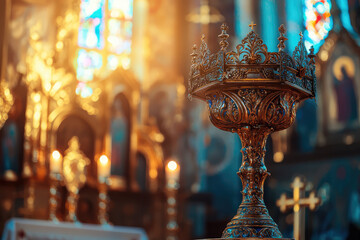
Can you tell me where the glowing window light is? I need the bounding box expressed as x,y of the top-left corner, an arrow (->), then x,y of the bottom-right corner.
76,49 -> 103,81
303,0 -> 333,53
76,82 -> 94,98
78,0 -> 105,49
76,0 -> 133,98
108,0 -> 133,19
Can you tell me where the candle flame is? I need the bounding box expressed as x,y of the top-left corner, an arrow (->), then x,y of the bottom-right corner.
167,160 -> 178,172
99,155 -> 109,165
52,150 -> 61,161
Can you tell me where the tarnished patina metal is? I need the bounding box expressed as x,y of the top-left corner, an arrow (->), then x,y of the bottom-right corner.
188,23 -> 316,239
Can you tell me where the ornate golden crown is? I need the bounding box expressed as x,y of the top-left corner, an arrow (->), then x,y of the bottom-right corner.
188,24 -> 317,100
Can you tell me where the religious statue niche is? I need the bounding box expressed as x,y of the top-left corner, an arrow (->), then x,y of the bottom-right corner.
331,55 -> 358,127
135,152 -> 147,191
56,115 -> 96,179
110,93 -> 130,179
321,40 -> 360,133
0,84 -> 27,180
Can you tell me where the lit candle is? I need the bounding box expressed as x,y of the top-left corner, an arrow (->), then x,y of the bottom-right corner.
98,155 -> 111,179
50,150 -> 62,173
165,159 -> 180,189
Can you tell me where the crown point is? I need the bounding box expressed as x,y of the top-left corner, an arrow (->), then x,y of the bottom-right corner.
279,24 -> 286,34
218,23 -> 229,51
278,24 -> 288,51
309,46 -> 314,54
308,46 -> 316,64
201,34 -> 206,41
299,31 -> 303,40
221,23 -> 228,31
190,44 -> 198,64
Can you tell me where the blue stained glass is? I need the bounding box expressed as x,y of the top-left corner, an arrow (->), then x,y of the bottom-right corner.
78,0 -> 105,49
77,0 -> 133,84
314,2 -> 325,14
303,0 -> 333,53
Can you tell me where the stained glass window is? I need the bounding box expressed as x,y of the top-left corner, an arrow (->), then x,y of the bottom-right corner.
78,0 -> 105,49
303,0 -> 333,53
76,0 -> 133,98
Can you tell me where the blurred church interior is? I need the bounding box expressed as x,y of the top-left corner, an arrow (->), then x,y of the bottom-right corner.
0,0 -> 360,239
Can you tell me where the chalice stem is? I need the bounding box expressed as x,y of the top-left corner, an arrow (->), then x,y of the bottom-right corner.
237,127 -> 270,203
222,126 -> 282,238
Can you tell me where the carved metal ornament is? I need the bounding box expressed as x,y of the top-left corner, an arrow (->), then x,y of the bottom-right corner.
188,24 -> 316,239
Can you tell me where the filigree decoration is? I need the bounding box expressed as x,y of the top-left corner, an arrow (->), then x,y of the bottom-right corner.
236,31 -> 269,64
207,89 -> 298,133
199,34 -> 211,71
292,32 -> 311,78
189,24 -> 317,99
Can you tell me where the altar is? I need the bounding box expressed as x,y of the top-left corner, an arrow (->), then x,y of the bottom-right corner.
2,218 -> 148,240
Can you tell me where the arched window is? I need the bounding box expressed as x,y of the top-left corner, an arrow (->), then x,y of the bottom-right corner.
76,0 -> 133,98
303,0 -> 333,53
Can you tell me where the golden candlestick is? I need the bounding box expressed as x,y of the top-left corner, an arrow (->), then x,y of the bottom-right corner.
188,23 -> 316,239
49,150 -> 63,222
49,172 -> 62,222
98,176 -> 110,225
165,159 -> 180,240
97,155 -> 111,225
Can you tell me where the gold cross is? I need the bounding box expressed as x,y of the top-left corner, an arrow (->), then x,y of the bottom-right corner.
186,0 -> 224,33
249,21 -> 257,30
276,177 -> 321,240
186,0 -> 225,40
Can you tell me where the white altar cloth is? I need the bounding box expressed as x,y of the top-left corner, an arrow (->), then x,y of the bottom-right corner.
2,218 -> 148,240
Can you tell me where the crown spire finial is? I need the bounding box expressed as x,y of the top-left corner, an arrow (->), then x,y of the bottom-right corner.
201,34 -> 206,41
308,46 -> 315,65
249,21 -> 257,30
190,44 -> 198,64
299,31 -> 303,40
277,24 -> 288,51
218,23 -> 229,51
